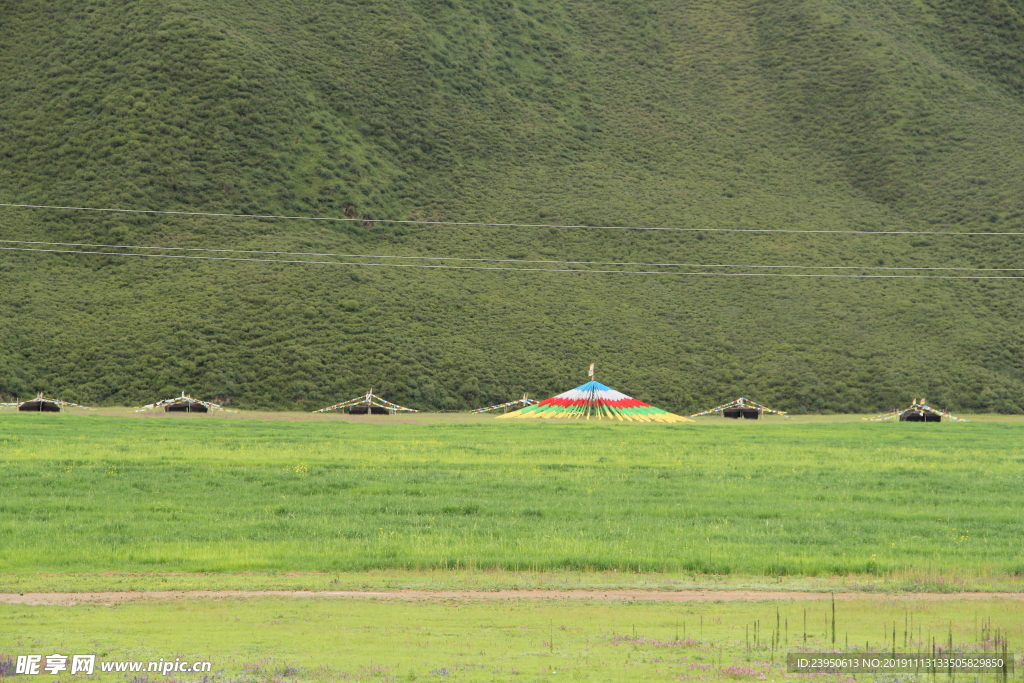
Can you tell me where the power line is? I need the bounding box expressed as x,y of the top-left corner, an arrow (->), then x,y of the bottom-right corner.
2,201 -> 1023,236
1,239 -> 1020,272
4,246 -> 1023,279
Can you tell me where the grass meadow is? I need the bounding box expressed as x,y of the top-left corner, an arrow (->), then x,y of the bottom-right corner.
1,595 -> 1021,682
1,412 -> 1023,583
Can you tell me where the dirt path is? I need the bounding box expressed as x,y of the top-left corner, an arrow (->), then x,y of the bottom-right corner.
2,589 -> 1023,606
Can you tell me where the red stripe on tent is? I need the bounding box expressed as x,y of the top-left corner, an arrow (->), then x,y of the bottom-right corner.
539,397 -> 652,408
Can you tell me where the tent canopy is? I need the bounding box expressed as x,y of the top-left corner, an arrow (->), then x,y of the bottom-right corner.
19,398 -> 60,412
866,399 -> 966,422
166,400 -> 208,413
690,397 -> 789,419
499,381 -> 691,422
136,392 -> 234,413
10,393 -> 91,412
316,391 -> 417,414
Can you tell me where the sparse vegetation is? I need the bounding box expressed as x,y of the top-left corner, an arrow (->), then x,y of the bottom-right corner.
1,595 -> 1021,682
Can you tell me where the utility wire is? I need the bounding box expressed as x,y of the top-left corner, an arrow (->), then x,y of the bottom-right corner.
2,201 -> 1023,236
4,246 -> 1023,279
0,239 -> 1020,272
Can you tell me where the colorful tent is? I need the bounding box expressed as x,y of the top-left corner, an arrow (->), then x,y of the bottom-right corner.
135,392 -> 236,413
865,399 -> 967,422
470,394 -> 537,414
689,397 -> 789,419
498,381 -> 691,422
315,390 -> 418,415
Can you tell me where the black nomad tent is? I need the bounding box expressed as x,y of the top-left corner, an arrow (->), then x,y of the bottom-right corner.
689,397 -> 789,419
866,399 -> 966,423
19,397 -> 60,412
899,407 -> 941,422
6,393 -> 91,413
315,390 -> 418,415
166,398 -> 208,413
135,392 -> 234,413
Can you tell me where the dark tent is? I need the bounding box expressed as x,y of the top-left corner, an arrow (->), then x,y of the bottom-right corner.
19,399 -> 60,412
165,400 -> 209,413
316,391 -> 418,415
866,399 -> 966,422
899,409 -> 941,422
690,397 -> 789,419
723,407 -> 761,419
348,405 -> 391,415
136,392 -> 233,414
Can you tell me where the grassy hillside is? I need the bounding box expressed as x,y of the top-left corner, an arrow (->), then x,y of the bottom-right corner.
2,0 -> 1024,412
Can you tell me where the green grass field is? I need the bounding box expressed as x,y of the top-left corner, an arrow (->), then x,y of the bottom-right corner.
2,413 -> 1023,582
2,596 -> 1021,682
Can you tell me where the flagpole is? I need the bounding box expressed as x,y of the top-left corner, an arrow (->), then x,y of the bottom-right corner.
587,363 -> 595,419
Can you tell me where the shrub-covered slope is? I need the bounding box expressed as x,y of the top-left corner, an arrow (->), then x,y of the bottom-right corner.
2,0 -> 1024,412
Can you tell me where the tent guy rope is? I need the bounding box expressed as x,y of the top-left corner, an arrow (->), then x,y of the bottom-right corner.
470,394 -> 537,414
